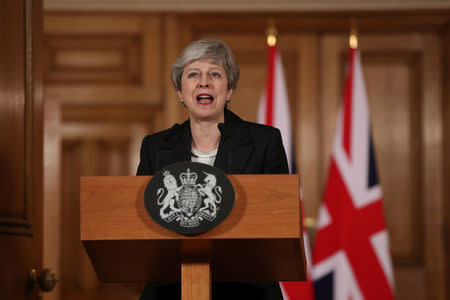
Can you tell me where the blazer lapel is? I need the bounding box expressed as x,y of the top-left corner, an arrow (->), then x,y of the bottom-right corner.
214,109 -> 253,174
158,121 -> 191,170
157,110 -> 253,174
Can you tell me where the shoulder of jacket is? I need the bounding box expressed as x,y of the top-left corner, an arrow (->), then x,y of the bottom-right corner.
241,120 -> 281,135
142,122 -> 186,144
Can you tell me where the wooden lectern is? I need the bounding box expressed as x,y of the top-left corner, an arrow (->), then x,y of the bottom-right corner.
81,175 -> 306,300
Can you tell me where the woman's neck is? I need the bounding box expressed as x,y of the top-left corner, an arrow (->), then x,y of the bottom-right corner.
190,118 -> 222,152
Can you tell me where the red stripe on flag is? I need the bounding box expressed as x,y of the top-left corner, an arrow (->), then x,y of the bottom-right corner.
282,279 -> 315,300
280,199 -> 316,300
342,48 -> 355,160
313,159 -> 392,299
265,45 -> 276,126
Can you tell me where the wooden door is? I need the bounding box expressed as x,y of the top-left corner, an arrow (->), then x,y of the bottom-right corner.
0,0 -> 44,299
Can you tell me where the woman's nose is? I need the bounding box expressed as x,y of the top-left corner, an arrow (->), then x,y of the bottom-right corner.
199,75 -> 210,88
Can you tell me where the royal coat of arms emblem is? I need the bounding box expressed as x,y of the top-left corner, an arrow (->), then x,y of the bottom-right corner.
144,162 -> 234,235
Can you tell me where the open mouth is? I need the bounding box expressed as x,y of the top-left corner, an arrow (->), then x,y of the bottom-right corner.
197,94 -> 214,105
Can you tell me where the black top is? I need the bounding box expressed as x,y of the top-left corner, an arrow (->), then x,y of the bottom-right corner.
137,108 -> 289,300
137,108 -> 289,176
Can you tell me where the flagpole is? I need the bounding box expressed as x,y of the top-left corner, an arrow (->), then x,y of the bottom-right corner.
349,18 -> 358,49
263,19 -> 277,126
266,18 -> 277,46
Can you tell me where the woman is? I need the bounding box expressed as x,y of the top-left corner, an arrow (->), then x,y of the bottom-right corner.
138,39 -> 288,300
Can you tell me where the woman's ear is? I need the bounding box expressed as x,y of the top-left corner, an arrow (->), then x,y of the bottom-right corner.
227,89 -> 234,99
177,90 -> 183,99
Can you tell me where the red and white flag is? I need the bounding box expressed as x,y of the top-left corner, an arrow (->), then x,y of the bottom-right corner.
312,47 -> 395,300
257,43 -> 314,300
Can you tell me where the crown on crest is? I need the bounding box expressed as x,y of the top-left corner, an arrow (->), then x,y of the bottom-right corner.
180,168 -> 197,185
163,170 -> 171,177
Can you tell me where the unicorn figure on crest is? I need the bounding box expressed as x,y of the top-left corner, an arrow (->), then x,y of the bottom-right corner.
197,172 -> 222,217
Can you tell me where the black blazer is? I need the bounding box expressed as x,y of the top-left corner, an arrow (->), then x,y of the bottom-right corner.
137,108 -> 289,176
137,109 -> 288,300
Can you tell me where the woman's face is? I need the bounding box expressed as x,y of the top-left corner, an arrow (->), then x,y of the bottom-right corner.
177,59 -> 233,123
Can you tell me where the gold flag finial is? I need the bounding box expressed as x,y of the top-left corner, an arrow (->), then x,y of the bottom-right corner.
349,18 -> 358,49
266,18 -> 277,46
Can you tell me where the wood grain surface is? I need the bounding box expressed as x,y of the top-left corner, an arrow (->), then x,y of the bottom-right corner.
81,175 -> 306,283
182,262 -> 211,300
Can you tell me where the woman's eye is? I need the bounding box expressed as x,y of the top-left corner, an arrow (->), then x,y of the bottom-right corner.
212,72 -> 221,78
187,72 -> 198,78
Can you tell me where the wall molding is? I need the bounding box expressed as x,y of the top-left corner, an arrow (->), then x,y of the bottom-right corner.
44,0 -> 450,12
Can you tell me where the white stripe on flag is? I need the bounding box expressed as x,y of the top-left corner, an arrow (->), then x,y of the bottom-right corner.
257,50 -> 293,173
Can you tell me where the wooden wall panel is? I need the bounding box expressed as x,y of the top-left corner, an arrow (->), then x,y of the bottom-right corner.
61,139 -> 141,300
364,53 -> 422,264
43,97 -> 62,300
367,53 -> 426,296
44,13 -> 162,105
43,13 -> 164,300
444,30 -> 450,300
61,104 -> 159,123
45,35 -> 141,83
60,141 -> 82,291
422,33 -> 445,300
163,14 -> 190,127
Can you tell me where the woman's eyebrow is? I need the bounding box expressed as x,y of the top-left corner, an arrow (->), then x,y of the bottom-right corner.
185,66 -> 223,72
185,67 -> 200,72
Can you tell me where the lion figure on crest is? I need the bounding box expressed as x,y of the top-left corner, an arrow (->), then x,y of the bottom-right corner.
157,171 -> 181,218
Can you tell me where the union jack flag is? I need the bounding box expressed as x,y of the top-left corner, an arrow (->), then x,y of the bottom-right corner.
312,47 -> 395,300
257,43 -> 314,300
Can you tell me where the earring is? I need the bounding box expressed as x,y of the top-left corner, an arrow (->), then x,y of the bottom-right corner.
180,98 -> 184,103
226,98 -> 231,103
